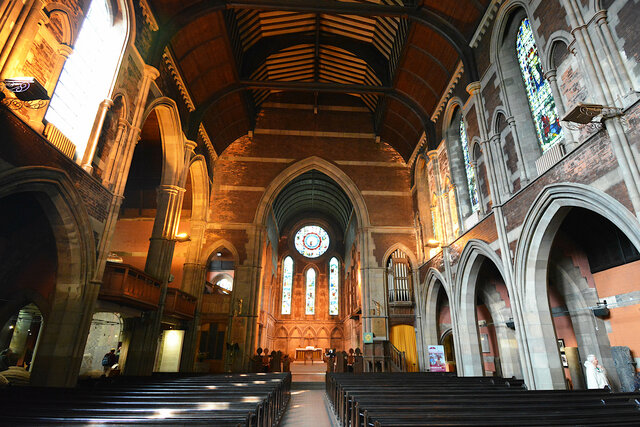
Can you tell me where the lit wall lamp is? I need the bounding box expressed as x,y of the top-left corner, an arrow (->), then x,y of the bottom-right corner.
172,232 -> 191,243
1,77 -> 50,109
562,103 -> 623,131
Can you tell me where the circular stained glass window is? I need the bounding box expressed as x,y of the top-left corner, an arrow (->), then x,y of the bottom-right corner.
294,225 -> 330,258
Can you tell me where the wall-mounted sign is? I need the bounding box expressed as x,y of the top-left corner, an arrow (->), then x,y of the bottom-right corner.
363,332 -> 374,343
428,345 -> 446,372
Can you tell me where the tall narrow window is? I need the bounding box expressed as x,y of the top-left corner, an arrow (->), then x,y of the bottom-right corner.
460,119 -> 479,212
45,0 -> 126,156
305,268 -> 316,315
329,257 -> 339,316
281,256 -> 293,315
516,18 -> 563,152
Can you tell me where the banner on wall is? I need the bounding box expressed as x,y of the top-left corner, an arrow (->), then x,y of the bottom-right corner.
427,345 -> 446,372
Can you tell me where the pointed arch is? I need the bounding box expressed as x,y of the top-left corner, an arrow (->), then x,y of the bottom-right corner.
188,155 -> 210,223
542,31 -> 574,74
441,97 -> 464,137
514,183 -> 640,389
422,268 -> 451,348
454,239 -> 507,376
0,167 -> 96,386
254,156 -> 370,229
382,243 -> 419,271
142,97 -> 186,186
200,239 -> 240,266
490,107 -> 510,136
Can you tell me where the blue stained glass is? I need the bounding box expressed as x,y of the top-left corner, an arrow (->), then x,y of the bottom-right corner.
281,256 -> 293,315
329,257 -> 339,315
516,18 -> 563,152
305,268 -> 316,315
460,119 -> 479,212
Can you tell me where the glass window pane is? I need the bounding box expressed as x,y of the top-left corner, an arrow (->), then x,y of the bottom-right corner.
329,257 -> 339,315
460,119 -> 479,212
305,268 -> 316,315
45,0 -> 126,156
281,256 -> 293,315
516,18 -> 563,152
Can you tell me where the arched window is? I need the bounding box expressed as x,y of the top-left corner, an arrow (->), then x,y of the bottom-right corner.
216,278 -> 233,292
460,119 -> 479,212
45,0 -> 127,157
305,268 -> 316,315
329,257 -> 339,315
387,249 -> 412,303
516,18 -> 563,152
281,256 -> 293,315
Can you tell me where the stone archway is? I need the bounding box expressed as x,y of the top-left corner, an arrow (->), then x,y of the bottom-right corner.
514,183 -> 640,389
454,239 -> 513,377
0,167 -> 96,387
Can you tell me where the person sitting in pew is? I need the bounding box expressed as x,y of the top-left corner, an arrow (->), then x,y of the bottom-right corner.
0,352 -> 30,386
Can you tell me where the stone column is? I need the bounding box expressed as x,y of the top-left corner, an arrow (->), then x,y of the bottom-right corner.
224,225 -> 265,372
81,98 -> 114,173
179,262 -> 206,372
123,184 -> 185,376
489,133 -> 512,198
0,0 -> 44,78
563,0 -> 640,217
544,69 -> 576,151
104,119 -> 131,188
470,158 -> 486,216
506,116 -> 532,184
593,10 -> 634,99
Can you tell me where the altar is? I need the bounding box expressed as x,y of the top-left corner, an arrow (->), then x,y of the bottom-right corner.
295,346 -> 323,364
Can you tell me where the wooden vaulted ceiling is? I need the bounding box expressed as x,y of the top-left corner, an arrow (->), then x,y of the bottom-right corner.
147,0 -> 491,161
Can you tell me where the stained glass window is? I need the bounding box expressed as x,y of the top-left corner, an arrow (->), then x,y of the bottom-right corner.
46,0 -> 126,156
294,225 -> 330,258
281,256 -> 293,315
516,18 -> 563,152
447,185 -> 459,237
460,119 -> 479,211
329,257 -> 339,315
305,268 -> 316,315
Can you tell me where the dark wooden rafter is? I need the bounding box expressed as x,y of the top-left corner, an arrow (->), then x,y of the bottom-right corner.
373,16 -> 412,135
221,10 -> 256,131
313,12 -> 320,111
240,33 -> 389,84
148,0 -> 479,82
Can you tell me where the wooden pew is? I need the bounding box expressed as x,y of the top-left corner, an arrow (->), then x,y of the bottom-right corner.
0,372 -> 291,427
326,372 -> 640,427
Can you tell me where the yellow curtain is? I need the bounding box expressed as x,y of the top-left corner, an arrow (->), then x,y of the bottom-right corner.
390,324 -> 418,372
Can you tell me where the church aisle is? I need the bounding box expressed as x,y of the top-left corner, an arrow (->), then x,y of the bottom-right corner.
280,382 -> 333,427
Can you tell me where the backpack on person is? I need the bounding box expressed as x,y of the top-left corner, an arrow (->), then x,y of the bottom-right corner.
102,354 -> 110,367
